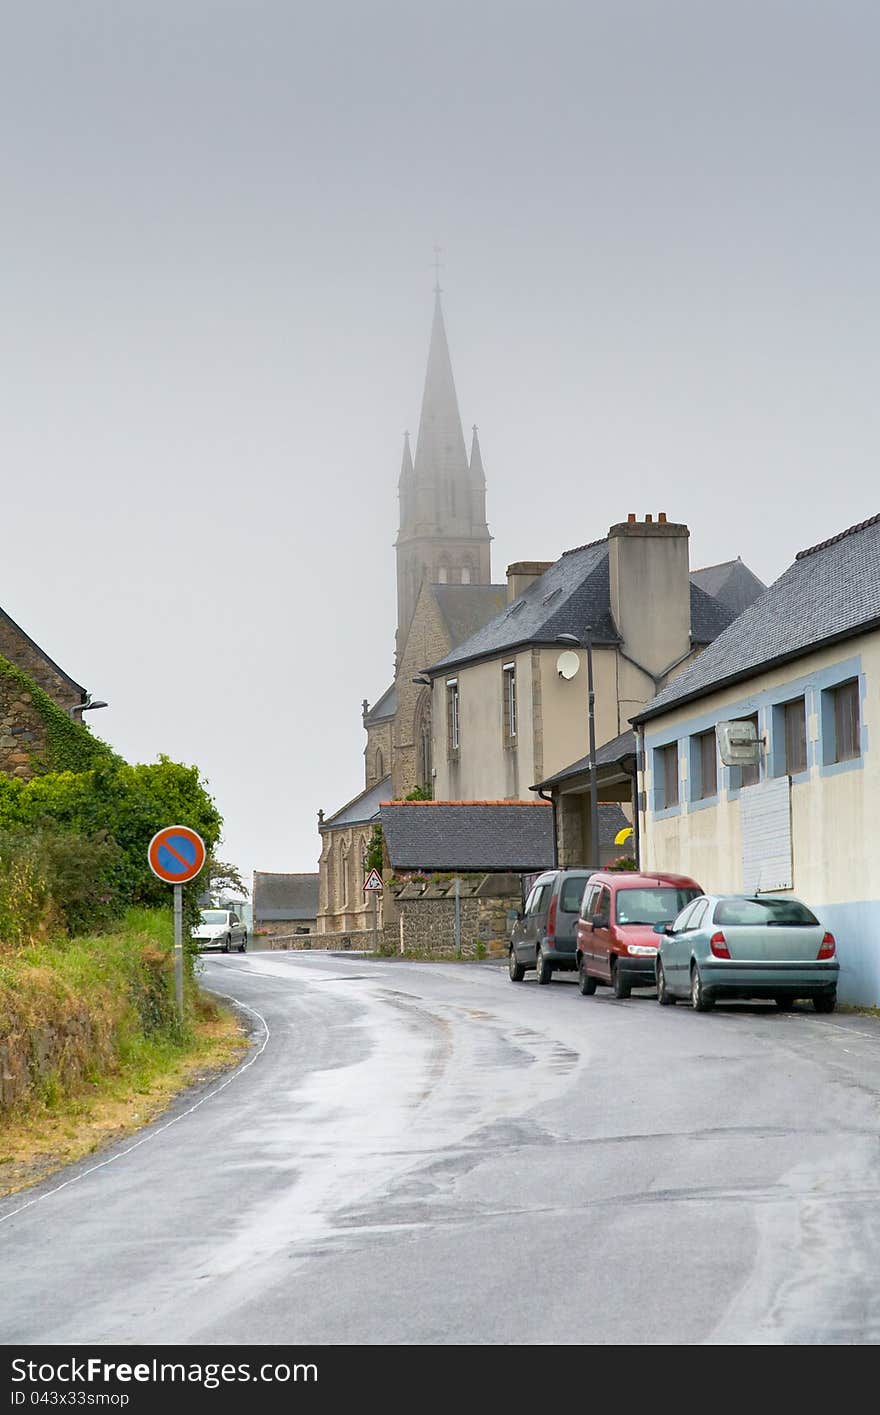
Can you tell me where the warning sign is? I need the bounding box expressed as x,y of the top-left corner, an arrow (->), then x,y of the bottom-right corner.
363,869 -> 383,892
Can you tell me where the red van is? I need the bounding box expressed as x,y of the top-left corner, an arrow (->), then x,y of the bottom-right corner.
576,871 -> 703,999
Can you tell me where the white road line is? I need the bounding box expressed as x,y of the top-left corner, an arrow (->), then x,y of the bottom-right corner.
0,992 -> 270,1229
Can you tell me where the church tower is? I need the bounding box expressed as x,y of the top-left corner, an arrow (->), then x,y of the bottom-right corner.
395,291 -> 492,659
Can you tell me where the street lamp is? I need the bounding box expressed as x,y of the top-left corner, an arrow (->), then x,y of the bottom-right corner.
67,695 -> 109,720
556,630 -> 600,868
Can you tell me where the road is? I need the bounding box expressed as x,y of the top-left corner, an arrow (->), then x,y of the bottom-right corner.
3,949 -> 880,1345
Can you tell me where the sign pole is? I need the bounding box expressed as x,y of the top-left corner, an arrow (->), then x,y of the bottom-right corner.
173,883 -> 184,1020
454,876 -> 461,957
372,889 -> 378,953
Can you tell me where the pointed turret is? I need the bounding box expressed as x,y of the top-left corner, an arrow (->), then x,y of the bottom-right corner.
469,424 -> 485,486
398,429 -> 414,488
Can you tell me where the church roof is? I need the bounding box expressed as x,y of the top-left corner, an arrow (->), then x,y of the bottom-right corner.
364,683 -> 397,725
322,775 -> 391,830
690,558 -> 766,618
428,539 -> 737,674
433,583 -> 508,647
634,512 -> 880,724
253,872 -> 319,922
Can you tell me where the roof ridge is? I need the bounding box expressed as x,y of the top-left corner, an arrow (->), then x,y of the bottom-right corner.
560,536 -> 607,558
796,512 -> 880,561
381,798 -> 552,807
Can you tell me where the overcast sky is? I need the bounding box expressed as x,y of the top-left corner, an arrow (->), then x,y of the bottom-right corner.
3,2 -> 879,881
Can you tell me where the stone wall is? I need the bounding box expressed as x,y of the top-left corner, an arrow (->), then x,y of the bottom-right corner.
256,918 -> 316,938
0,613 -> 81,710
260,928 -> 375,951
0,677 -> 53,779
385,874 -> 521,959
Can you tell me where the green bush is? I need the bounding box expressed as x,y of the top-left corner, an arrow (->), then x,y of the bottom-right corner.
0,826 -> 123,946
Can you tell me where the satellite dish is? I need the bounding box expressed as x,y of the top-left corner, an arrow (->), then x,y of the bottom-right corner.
556,650 -> 580,680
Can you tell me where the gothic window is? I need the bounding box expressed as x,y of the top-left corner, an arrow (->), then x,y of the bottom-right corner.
437,559 -> 449,585
461,561 -> 472,585
376,749 -> 384,780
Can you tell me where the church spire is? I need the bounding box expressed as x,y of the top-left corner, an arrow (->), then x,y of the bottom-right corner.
395,286 -> 492,660
411,291 -> 470,508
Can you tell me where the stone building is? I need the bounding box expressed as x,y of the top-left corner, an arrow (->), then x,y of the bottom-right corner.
253,871 -> 319,937
318,289 -> 505,932
0,605 -> 90,779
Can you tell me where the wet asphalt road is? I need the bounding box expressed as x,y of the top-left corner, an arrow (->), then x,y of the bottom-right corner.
3,949 -> 880,1345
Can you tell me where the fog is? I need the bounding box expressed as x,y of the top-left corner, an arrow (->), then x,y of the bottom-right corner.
3,2 -> 878,882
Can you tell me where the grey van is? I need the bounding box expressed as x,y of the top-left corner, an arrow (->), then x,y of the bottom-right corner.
508,869 -> 591,984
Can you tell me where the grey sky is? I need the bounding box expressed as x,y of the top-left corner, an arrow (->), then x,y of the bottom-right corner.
3,2 -> 879,880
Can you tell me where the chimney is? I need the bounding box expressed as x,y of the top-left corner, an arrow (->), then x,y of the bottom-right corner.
506,560 -> 554,604
608,516 -> 691,678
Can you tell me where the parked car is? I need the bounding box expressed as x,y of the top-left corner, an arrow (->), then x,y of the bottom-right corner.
576,871 -> 702,998
508,869 -> 592,983
654,893 -> 839,1012
193,908 -> 248,953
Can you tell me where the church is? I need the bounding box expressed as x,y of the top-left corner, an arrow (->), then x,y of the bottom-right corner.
315,290 -> 766,936
317,290 -> 506,934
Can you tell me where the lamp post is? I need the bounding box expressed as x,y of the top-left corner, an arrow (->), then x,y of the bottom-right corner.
556,630 -> 600,868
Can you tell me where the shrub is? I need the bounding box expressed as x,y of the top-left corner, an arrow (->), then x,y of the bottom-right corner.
0,827 -> 123,948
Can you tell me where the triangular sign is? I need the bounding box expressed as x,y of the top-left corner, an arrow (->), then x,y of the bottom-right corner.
363,869 -> 383,892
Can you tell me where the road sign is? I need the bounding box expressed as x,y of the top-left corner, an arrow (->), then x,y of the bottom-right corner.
148,825 -> 207,885
363,868 -> 383,892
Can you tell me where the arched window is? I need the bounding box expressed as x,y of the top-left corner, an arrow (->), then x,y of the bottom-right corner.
437,560 -> 449,585
460,563 -> 472,585
376,750 -> 384,780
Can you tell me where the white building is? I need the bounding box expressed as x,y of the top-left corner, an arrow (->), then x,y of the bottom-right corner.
633,513 -> 880,1005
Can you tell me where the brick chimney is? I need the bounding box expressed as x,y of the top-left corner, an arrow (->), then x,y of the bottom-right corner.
608,515 -> 690,677
505,561 -> 554,604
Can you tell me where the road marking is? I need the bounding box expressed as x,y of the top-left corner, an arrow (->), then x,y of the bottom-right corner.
0,991 -> 270,1229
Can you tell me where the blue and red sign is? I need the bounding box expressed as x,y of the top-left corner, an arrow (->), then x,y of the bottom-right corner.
148,825 -> 207,885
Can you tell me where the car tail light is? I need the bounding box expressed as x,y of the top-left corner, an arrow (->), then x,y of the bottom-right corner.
710,931 -> 730,959
547,894 -> 558,941
818,932 -> 836,959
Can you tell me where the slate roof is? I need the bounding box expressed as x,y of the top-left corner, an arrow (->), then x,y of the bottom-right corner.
429,540 -> 736,673
364,683 -> 397,725
380,800 -> 555,872
253,872 -> 319,922
690,558 -> 766,618
634,513 -> 880,724
533,729 -> 638,790
323,776 -> 391,829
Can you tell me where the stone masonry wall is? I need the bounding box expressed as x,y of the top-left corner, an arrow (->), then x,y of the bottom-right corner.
386,888 -> 520,960
0,677 -> 53,780
0,615 -> 81,710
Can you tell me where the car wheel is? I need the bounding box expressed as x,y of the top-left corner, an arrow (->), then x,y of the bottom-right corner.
535,947 -> 552,985
578,957 -> 597,995
239,933 -> 248,953
690,963 -> 714,1012
222,934 -> 231,953
612,962 -> 631,999
508,948 -> 526,982
657,961 -> 675,1006
814,991 -> 837,1014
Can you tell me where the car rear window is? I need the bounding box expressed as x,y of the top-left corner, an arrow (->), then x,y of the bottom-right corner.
714,897 -> 819,926
559,875 -> 588,913
614,887 -> 700,926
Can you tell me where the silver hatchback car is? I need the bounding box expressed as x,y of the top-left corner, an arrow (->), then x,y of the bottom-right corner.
654,894 -> 839,1012
192,908 -> 248,953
